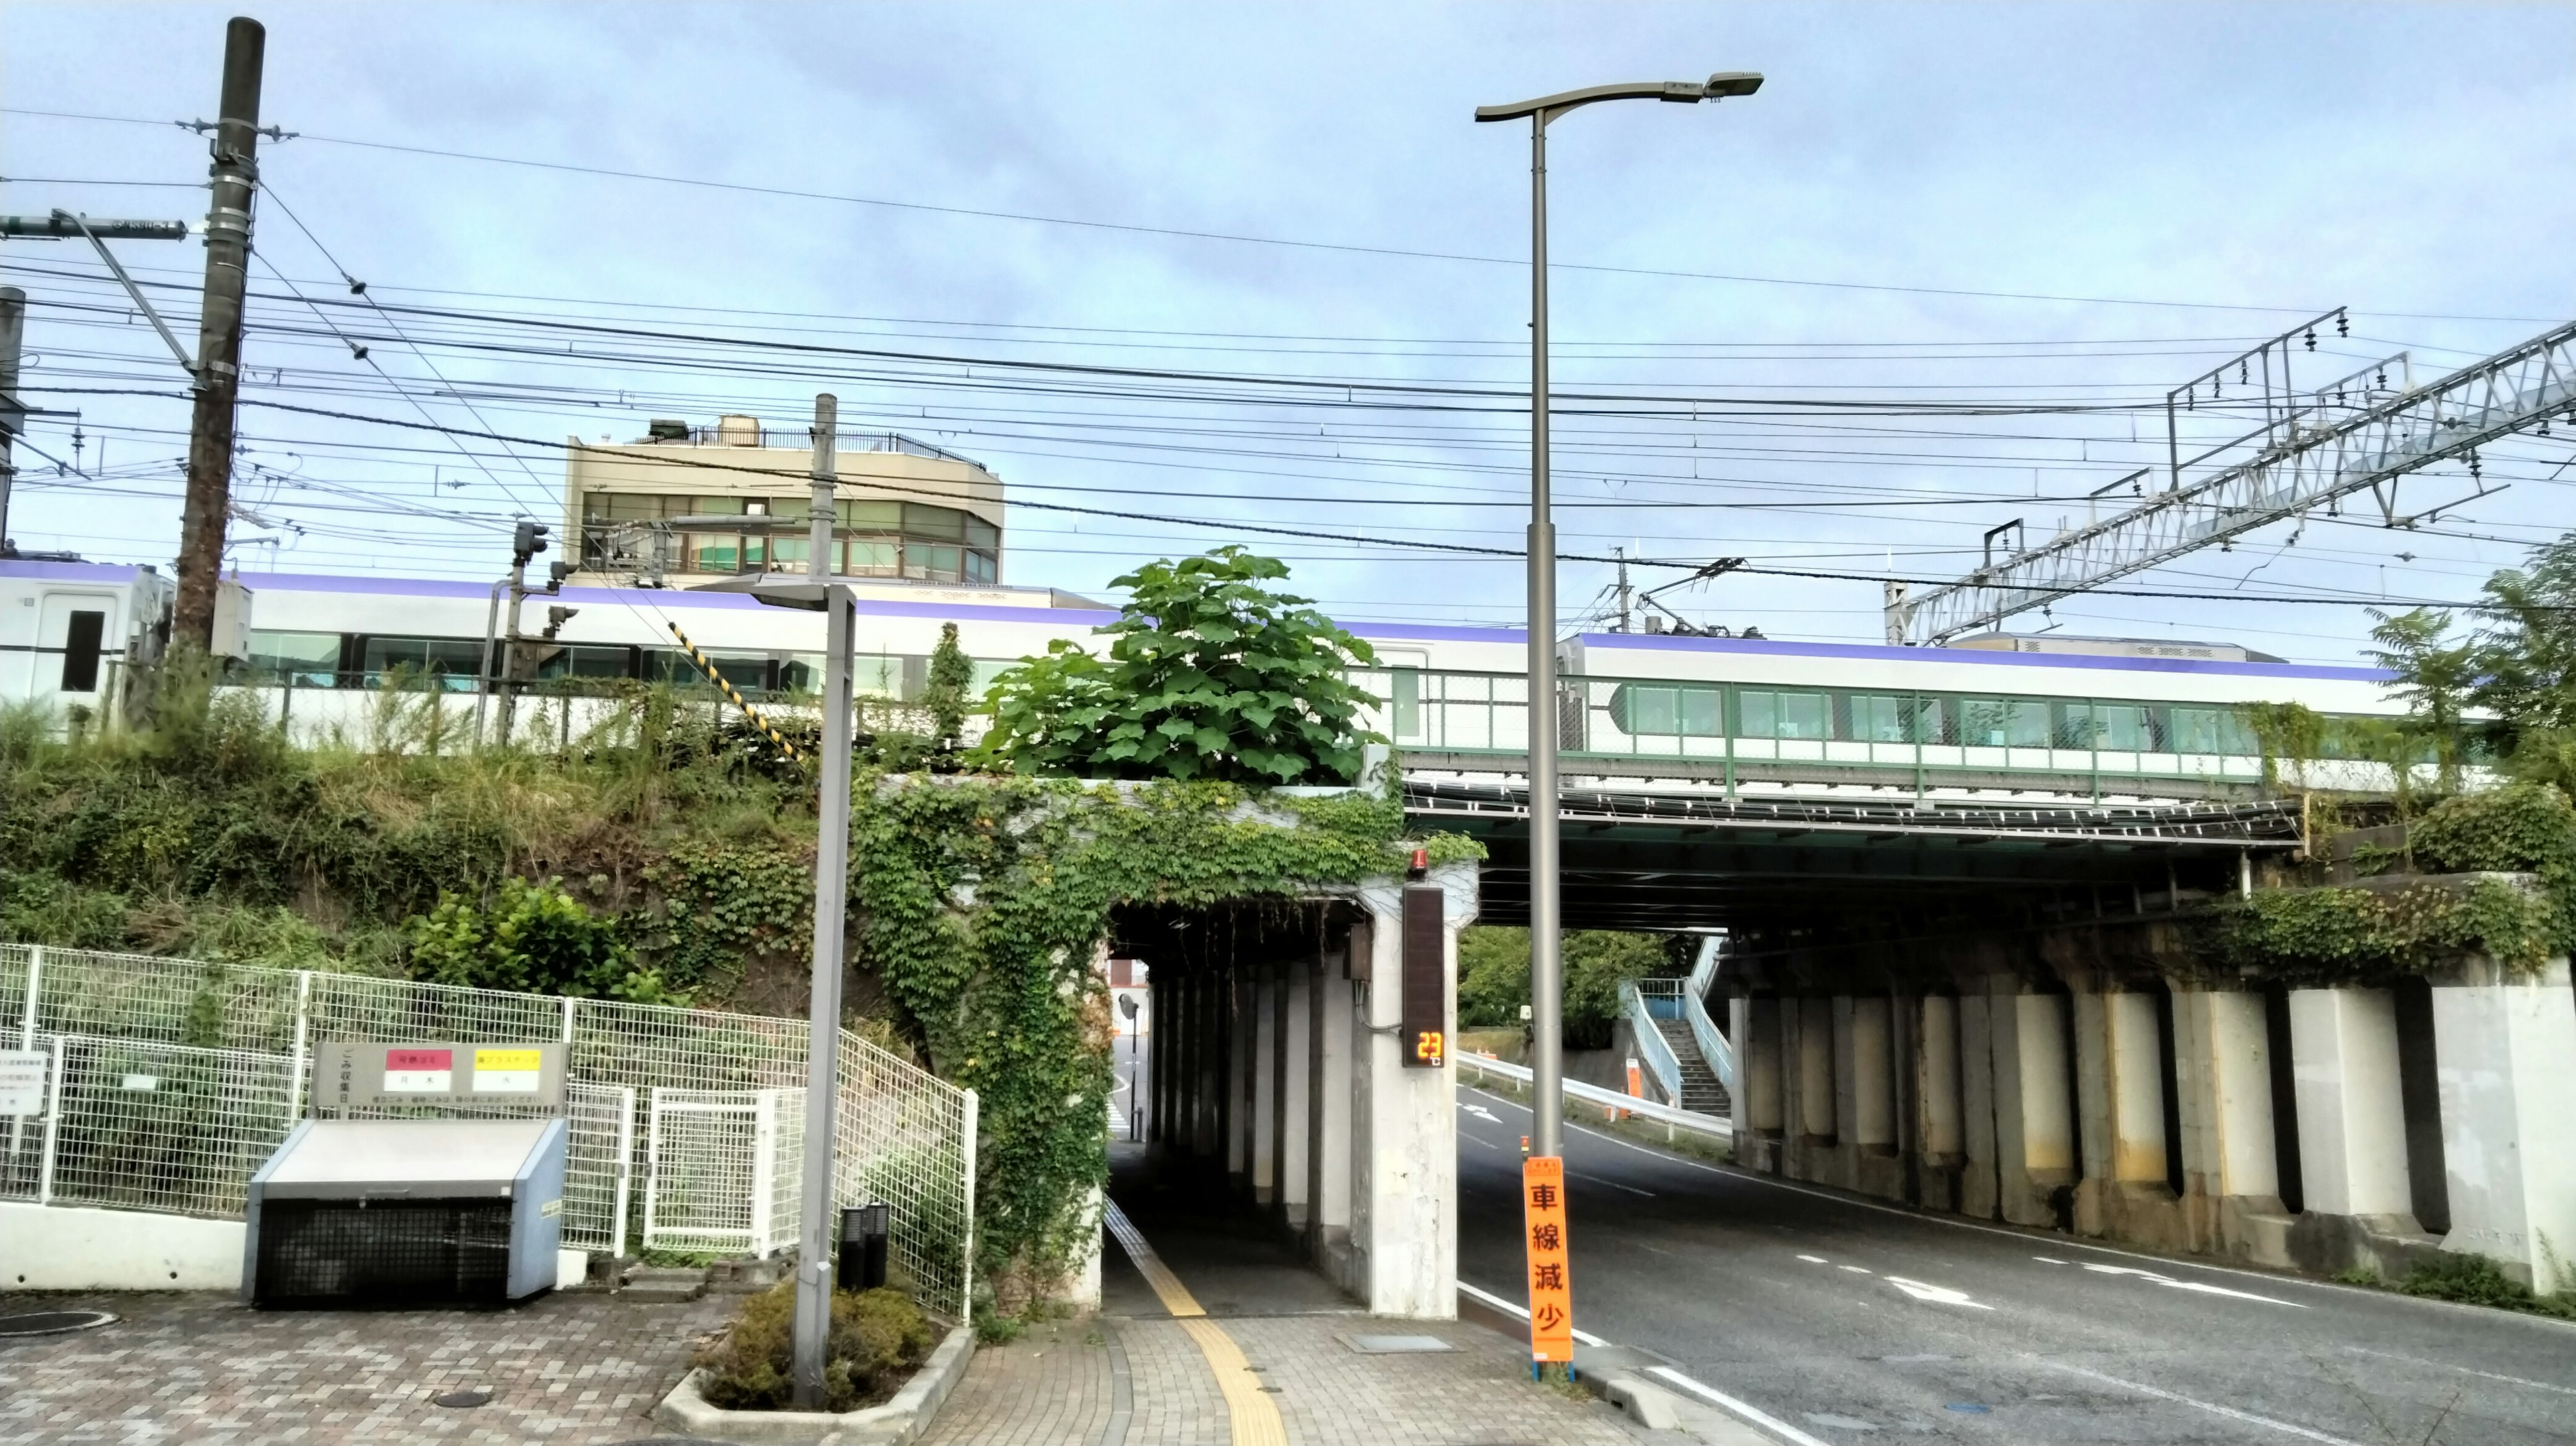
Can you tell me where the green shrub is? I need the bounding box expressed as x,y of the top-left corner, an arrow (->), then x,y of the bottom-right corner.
2412,783 -> 2576,879
407,876 -> 680,1003
2397,1254 -> 2576,1319
693,1282 -> 936,1412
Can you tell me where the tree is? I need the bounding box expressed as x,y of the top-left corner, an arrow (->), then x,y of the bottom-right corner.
2468,535 -> 2576,791
972,547 -> 1383,784
1457,926 -> 1674,1049
923,622 -> 975,763
2365,608 -> 2476,791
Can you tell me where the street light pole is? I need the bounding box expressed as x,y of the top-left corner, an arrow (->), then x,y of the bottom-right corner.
792,391 -> 852,1410
1476,72 -> 1761,1161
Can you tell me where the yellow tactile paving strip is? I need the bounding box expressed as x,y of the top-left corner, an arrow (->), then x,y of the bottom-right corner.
1103,1198 -> 1289,1446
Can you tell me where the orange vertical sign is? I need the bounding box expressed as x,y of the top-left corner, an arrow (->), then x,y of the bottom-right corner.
1522,1155 -> 1573,1364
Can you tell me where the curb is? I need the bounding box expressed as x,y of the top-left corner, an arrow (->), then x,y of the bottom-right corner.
650,1323 -> 975,1445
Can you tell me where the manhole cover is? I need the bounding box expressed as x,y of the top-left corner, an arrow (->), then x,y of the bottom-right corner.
1340,1333 -> 1454,1354
433,1390 -> 492,1408
0,1311 -> 116,1338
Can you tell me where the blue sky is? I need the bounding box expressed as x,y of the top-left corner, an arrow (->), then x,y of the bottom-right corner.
4,2 -> 2571,661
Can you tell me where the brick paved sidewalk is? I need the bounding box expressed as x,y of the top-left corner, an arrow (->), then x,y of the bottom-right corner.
922,1311 -> 1650,1446
0,1290 -> 732,1445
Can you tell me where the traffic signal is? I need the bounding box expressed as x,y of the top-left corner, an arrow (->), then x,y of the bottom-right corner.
513,520 -> 549,565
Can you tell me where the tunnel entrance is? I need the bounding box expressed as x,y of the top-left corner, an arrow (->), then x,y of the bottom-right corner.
1104,879 -> 1471,1319
1417,779 -> 2304,1252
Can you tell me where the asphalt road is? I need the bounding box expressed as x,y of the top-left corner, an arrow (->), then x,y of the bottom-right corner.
1454,1082 -> 2576,1446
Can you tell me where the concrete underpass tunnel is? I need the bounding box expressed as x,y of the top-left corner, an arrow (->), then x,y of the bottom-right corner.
1104,867 -> 1474,1321
1708,864 -> 2551,1285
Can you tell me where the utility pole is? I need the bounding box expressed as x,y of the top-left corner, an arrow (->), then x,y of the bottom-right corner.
172,15 -> 267,652
807,392 -> 837,580
0,288 -> 23,556
1613,547 -> 1633,634
493,520 -> 549,745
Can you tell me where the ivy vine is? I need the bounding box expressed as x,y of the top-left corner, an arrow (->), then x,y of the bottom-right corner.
845,772 -> 1478,1302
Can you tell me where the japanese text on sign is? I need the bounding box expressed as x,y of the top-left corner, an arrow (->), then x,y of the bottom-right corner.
1522,1154 -> 1573,1364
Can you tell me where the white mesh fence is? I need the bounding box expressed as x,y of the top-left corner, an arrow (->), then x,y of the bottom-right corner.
1,942 -> 975,1317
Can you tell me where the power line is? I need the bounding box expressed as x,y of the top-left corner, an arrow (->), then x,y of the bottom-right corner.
6,103 -> 2557,324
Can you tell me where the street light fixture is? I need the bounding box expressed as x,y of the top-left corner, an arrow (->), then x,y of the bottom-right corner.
1474,72 -> 1761,1164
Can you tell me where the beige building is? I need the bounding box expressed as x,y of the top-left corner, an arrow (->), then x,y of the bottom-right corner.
566,414 -> 1004,587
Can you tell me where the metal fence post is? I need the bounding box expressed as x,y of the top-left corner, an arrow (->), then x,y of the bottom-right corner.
20,944 -> 42,1048
36,1035 -> 66,1205
750,1088 -> 778,1260
286,970 -> 313,1122
612,1084 -> 637,1259
960,1087 -> 979,1330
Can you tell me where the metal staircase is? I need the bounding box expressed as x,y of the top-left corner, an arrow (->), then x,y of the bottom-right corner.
1650,1015 -> 1731,1115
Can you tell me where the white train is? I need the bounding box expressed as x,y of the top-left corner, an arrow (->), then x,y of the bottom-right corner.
1,559 -> 2408,801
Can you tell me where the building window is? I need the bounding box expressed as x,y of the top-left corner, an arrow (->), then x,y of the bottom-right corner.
578,492 -> 1000,582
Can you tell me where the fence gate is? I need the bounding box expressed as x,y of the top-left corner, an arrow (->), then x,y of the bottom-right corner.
641,1087 -> 803,1258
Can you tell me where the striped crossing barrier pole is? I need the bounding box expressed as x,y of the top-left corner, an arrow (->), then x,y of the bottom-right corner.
665,621 -> 801,761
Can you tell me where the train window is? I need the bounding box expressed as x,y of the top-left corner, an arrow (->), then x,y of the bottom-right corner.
1840,693 -> 1924,743
643,649 -> 771,692
246,630 -> 340,687
1957,698 -> 2050,748
59,610 -> 105,693
362,636 -> 484,689
1610,683 -> 1721,737
1737,689 -> 1827,740
535,645 -> 635,681
2169,707 -> 2255,755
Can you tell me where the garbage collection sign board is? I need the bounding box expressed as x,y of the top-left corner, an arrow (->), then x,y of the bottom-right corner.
0,1049 -> 46,1116
314,1040 -> 567,1111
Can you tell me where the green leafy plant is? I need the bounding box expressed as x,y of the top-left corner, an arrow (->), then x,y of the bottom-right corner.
924,622 -> 974,764
692,1282 -> 936,1412
1458,927 -> 1676,1048
2396,1254 -> 2576,1319
407,876 -> 680,1003
973,547 -> 1383,784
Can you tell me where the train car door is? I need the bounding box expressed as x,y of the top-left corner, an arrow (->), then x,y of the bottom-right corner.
37,590 -> 121,704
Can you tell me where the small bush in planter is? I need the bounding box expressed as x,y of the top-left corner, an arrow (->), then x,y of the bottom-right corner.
694,1282 -> 936,1412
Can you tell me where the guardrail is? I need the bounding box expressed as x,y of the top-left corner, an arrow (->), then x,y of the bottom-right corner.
1682,939 -> 1736,1093
1456,1052 -> 1732,1145
1617,979 -> 1686,1105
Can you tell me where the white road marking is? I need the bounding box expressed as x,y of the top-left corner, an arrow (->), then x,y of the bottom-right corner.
1462,1133 -> 1501,1151
1647,1365 -> 1837,1446
1462,1103 -> 1501,1123
1839,1265 -> 1872,1274
1458,1084 -> 2404,1304
2342,1345 -> 2576,1397
1883,1276 -> 1993,1309
1797,1254 -> 1829,1264
2080,1262 -> 2306,1307
2034,1358 -> 2365,1445
1456,1279 -> 1607,1347
2033,1256 -> 2069,1265
1572,1169 -> 1654,1197
1805,1411 -> 1881,1431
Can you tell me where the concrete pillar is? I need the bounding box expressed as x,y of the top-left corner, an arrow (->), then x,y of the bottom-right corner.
1350,871 -> 1466,1318
2106,991 -> 2169,1185
2429,958 -> 2576,1293
1201,971 -> 1226,1160
1744,997 -> 1784,1134
1228,967 -> 1254,1184
1919,994 -> 1963,1159
2167,986 -> 2289,1263
1281,954 -> 1312,1231
2015,992 -> 2076,1181
1798,997 -> 1836,1140
1957,988 -> 2002,1219
1252,963 -> 1281,1205
2289,987 -> 2416,1221
1312,928 -> 1356,1266
1852,995 -> 1895,1149
1728,997 -> 1753,1141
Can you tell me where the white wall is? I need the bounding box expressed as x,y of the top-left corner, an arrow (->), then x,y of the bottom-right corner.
0,1201 -> 246,1290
